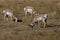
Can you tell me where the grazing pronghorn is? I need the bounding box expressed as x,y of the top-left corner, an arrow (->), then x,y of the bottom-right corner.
2,9 -> 18,23
24,6 -> 36,18
30,14 -> 48,28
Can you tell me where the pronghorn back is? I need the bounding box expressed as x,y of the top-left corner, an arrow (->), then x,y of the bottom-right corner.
3,9 -> 13,13
37,14 -> 48,21
24,6 -> 34,10
3,9 -> 13,17
24,6 -> 34,14
32,14 -> 48,23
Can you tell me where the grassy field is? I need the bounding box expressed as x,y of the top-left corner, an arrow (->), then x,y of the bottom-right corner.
0,0 -> 60,40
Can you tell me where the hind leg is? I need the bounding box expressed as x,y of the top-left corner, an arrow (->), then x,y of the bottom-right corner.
10,16 -> 13,23
45,19 -> 47,27
4,15 -> 6,22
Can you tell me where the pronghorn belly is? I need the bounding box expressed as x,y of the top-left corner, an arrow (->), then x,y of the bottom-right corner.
37,17 -> 42,21
6,12 -> 13,16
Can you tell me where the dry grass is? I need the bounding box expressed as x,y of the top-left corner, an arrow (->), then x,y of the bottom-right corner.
0,0 -> 60,40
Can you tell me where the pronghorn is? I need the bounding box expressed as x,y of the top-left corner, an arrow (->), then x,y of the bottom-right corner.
30,14 -> 48,28
2,9 -> 18,23
24,6 -> 36,18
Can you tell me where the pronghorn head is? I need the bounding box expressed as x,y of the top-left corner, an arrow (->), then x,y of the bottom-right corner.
30,23 -> 34,26
29,23 -> 34,28
3,10 -> 6,14
29,21 -> 38,28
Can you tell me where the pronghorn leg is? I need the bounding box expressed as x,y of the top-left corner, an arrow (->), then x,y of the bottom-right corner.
43,20 -> 46,28
6,18 -> 9,23
37,21 -> 39,28
10,16 -> 13,23
4,15 -> 6,22
4,15 -> 5,22
25,12 -> 27,19
31,11 -> 33,17
31,14 -> 32,17
25,14 -> 26,18
15,18 -> 17,22
45,19 -> 47,28
46,21 -> 47,27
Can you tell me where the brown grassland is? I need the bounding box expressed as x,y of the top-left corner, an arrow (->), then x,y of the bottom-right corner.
0,0 -> 60,40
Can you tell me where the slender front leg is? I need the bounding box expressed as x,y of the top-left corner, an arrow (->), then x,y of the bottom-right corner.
25,12 -> 27,19
45,19 -> 47,27
15,17 -> 17,22
37,21 -> 39,27
31,11 -> 33,17
4,15 -> 5,22
4,15 -> 6,22
44,19 -> 47,28
31,14 -> 32,17
6,18 -> 9,23
25,14 -> 26,19
43,21 -> 46,28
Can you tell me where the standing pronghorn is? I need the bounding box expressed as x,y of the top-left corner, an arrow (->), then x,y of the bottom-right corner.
30,14 -> 48,28
2,9 -> 18,23
24,6 -> 36,18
